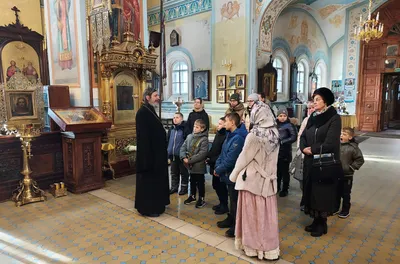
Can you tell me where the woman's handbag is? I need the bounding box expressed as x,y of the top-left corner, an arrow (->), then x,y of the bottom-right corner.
311,146 -> 343,183
290,148 -> 303,181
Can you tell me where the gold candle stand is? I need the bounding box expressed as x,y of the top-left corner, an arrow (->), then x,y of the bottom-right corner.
12,124 -> 46,207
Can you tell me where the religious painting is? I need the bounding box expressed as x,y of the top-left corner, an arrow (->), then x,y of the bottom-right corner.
116,85 -> 134,110
113,73 -> 138,125
226,89 -> 236,101
123,0 -> 141,40
262,73 -> 276,101
236,89 -> 246,102
386,45 -> 398,56
236,74 -> 246,88
192,70 -> 210,101
1,41 -> 41,84
220,1 -> 241,21
331,80 -> 343,98
109,0 -> 123,41
217,90 -> 226,103
217,75 -> 226,89
46,0 -> 80,87
170,30 -> 179,47
228,76 -> 236,88
5,90 -> 36,120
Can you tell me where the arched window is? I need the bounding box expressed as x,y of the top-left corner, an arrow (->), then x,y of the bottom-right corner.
314,60 -> 327,88
297,62 -> 306,93
165,51 -> 192,101
172,61 -> 188,95
273,58 -> 283,93
315,65 -> 322,89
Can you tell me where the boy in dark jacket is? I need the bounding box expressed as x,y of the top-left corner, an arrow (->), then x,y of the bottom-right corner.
180,119 -> 209,208
338,127 -> 364,218
167,112 -> 189,195
276,108 -> 298,197
214,113 -> 248,237
206,117 -> 228,215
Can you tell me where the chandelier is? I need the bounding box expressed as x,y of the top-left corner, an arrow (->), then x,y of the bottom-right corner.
354,0 -> 384,43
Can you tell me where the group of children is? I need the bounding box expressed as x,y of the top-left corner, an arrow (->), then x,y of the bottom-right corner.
167,101 -> 365,238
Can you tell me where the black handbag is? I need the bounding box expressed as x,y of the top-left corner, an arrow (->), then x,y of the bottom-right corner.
311,146 -> 343,183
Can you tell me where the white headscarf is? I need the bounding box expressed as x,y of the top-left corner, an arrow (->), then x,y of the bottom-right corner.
250,101 -> 280,154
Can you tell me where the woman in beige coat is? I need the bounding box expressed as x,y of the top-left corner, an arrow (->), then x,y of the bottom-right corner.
229,101 -> 280,261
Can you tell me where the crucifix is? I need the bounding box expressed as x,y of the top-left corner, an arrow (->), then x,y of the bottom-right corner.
11,6 -> 21,25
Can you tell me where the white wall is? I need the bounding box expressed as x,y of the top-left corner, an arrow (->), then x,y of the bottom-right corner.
330,39 -> 344,84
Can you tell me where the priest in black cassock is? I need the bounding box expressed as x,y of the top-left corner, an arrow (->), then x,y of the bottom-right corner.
135,88 -> 170,217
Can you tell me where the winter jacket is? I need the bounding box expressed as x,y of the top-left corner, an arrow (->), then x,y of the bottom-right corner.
277,119 -> 298,161
300,106 -> 342,214
185,109 -> 210,135
207,128 -> 227,172
179,130 -> 209,174
167,121 -> 186,158
340,139 -> 364,177
225,103 -> 245,120
215,123 -> 248,185
229,133 -> 279,198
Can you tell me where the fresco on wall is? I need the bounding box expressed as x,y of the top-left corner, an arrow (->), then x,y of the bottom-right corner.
220,1 -> 241,21
217,0 -> 245,22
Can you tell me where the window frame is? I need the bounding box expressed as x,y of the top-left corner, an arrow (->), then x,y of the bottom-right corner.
272,49 -> 290,101
171,61 -> 189,96
165,51 -> 192,102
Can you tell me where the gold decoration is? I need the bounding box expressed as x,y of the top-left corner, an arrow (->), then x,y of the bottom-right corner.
50,182 -> 68,198
354,0 -> 384,43
0,72 -> 44,130
12,123 -> 46,207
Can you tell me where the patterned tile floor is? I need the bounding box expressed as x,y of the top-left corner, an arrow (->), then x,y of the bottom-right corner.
0,191 -> 253,264
104,137 -> 400,264
0,137 -> 399,264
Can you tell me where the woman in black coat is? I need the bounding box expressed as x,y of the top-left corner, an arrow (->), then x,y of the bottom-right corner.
300,87 -> 342,237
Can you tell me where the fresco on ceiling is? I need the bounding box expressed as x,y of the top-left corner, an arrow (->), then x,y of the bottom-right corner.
273,11 -> 329,57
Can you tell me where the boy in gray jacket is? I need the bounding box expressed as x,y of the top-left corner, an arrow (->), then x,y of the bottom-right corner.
180,119 -> 209,208
338,127 -> 365,218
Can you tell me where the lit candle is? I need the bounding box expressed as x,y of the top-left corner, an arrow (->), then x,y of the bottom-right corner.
354,27 -> 357,35
376,12 -> 379,21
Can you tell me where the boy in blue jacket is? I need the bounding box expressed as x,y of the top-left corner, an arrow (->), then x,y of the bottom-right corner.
167,112 -> 189,195
214,113 -> 248,237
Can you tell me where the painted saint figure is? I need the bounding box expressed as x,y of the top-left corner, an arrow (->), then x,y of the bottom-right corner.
110,0 -> 122,40
6,60 -> 20,81
23,62 -> 39,83
55,0 -> 73,70
195,76 -> 207,99
13,97 -> 33,117
123,0 -> 140,40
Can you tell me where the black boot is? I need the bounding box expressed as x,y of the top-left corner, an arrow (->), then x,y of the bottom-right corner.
217,214 -> 233,228
305,218 -> 318,232
311,218 -> 327,237
214,204 -> 229,215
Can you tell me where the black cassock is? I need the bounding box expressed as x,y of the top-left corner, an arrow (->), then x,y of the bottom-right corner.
135,104 -> 170,215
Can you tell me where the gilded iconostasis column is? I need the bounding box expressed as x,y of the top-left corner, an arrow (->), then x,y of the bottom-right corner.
101,70 -> 112,120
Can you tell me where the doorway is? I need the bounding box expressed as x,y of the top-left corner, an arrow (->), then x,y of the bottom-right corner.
381,73 -> 400,130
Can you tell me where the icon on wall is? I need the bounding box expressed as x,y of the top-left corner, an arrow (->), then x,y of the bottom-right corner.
170,30 -> 180,47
